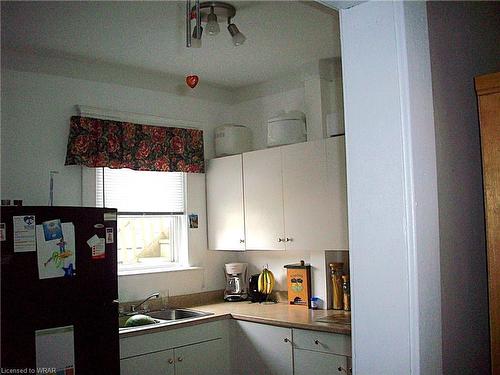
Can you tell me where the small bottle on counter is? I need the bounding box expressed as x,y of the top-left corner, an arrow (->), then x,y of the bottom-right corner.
329,262 -> 344,310
310,297 -> 320,310
342,275 -> 351,311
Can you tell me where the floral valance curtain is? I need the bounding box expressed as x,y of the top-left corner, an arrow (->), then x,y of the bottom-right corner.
65,116 -> 204,173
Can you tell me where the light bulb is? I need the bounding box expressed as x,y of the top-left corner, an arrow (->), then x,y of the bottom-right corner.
227,23 -> 246,46
191,25 -> 203,48
206,9 -> 220,35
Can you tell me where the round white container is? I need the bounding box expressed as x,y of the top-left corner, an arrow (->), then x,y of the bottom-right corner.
267,111 -> 306,147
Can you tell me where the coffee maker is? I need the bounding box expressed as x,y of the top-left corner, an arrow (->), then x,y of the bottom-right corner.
224,263 -> 248,302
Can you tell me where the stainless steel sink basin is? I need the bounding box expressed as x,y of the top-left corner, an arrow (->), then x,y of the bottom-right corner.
147,308 -> 212,321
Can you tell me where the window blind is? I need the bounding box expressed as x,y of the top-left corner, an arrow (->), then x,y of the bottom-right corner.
95,168 -> 185,213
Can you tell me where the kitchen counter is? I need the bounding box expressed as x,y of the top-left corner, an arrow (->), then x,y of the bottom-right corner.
120,301 -> 351,338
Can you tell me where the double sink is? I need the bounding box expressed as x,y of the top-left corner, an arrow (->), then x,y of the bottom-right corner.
119,308 -> 213,331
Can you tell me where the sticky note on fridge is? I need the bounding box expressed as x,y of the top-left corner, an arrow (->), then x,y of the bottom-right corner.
87,234 -> 100,248
92,238 -> 105,260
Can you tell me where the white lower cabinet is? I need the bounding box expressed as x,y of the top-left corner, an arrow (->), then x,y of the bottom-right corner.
231,320 -> 351,375
231,320 -> 293,375
119,320 -> 229,375
294,349 -> 347,375
121,349 -> 175,375
175,338 -> 226,375
292,328 -> 352,375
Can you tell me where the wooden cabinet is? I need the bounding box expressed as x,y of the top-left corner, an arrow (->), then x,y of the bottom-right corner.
231,320 -> 293,375
206,154 -> 245,251
475,71 -> 500,374
120,320 -> 229,375
243,147 -> 285,250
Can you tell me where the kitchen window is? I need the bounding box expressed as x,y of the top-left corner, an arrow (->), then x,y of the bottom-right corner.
95,167 -> 187,273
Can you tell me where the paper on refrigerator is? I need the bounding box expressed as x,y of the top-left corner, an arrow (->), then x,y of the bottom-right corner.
36,222 -> 76,279
13,215 -> 36,252
35,325 -> 75,374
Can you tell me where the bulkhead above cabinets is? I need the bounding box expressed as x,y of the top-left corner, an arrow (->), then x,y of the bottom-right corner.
206,137 -> 348,252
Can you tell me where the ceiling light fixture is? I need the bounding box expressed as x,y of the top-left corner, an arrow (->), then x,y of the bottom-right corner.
206,7 -> 220,35
227,19 -> 246,46
186,1 -> 245,48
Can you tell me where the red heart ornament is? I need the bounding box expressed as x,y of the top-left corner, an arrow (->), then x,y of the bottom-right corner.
186,75 -> 199,89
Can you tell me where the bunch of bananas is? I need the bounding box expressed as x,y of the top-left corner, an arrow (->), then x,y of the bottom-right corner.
257,268 -> 275,295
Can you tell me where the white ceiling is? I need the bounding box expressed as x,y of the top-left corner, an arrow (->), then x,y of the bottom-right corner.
1,1 -> 339,89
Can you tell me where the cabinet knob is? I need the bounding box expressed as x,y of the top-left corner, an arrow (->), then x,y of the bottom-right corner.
240,239 -> 245,243
286,237 -> 292,242
278,238 -> 284,242
314,339 -> 319,345
177,356 -> 183,362
283,337 -> 291,343
168,359 -> 174,364
338,367 -> 352,374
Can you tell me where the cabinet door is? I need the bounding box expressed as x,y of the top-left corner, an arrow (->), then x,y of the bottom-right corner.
174,338 -> 228,375
294,349 -> 348,375
282,139 -> 331,250
325,136 -> 349,250
120,349 -> 174,375
231,320 -> 293,375
243,147 -> 285,250
206,155 -> 245,250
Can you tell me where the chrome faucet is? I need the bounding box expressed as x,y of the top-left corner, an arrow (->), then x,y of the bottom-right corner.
130,292 -> 160,313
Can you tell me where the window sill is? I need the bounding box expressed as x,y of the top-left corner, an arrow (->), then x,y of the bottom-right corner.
118,266 -> 203,276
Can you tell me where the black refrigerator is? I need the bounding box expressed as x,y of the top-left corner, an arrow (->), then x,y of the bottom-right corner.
1,206 -> 120,374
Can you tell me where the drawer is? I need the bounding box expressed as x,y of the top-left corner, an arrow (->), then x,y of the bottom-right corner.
292,328 -> 351,356
294,349 -> 348,375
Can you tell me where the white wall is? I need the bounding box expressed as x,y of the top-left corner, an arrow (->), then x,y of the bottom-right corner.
340,1 -> 441,374
0,68 -> 237,300
427,2 -> 500,373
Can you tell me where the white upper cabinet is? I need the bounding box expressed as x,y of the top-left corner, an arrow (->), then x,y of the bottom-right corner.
282,139 -> 329,250
282,137 -> 348,250
206,137 -> 348,251
206,154 -> 245,251
243,147 -> 285,250
325,136 -> 349,250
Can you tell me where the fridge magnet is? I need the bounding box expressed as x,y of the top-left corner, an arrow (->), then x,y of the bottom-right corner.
0,223 -> 5,241
105,227 -> 114,244
104,211 -> 117,221
87,234 -> 106,259
188,214 -> 198,229
13,215 -> 36,252
35,325 -> 75,375
36,222 -> 76,279
42,219 -> 63,241
91,238 -> 106,260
